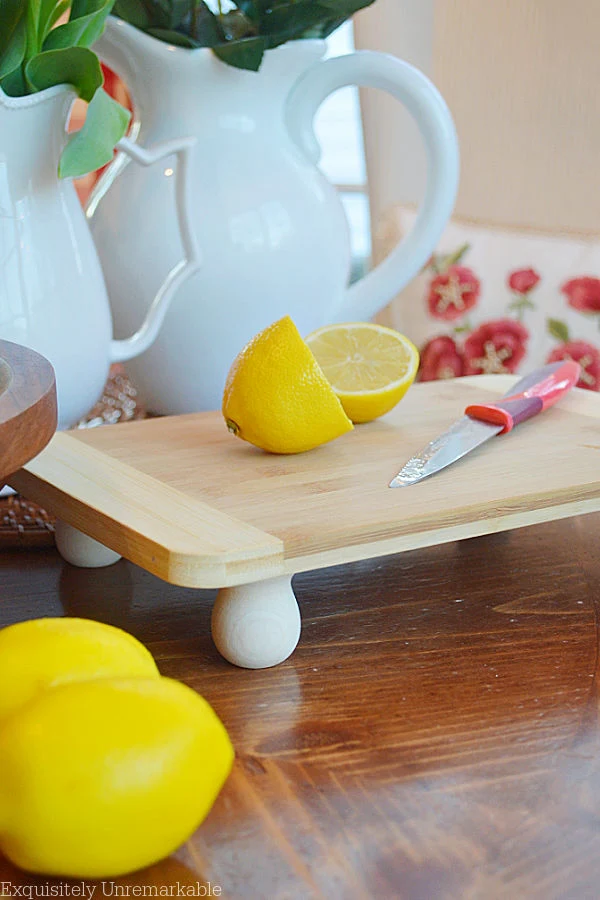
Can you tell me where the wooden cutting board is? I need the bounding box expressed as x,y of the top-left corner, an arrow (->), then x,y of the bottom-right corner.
10,374 -> 600,589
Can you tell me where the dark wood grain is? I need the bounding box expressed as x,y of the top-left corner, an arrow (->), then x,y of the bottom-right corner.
0,340 -> 56,484
1,513 -> 600,898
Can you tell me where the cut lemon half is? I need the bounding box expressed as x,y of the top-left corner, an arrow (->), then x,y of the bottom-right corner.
222,316 -> 353,454
305,322 -> 420,423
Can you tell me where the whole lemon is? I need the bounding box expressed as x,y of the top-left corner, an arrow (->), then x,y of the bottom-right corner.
222,315 -> 353,453
0,617 -> 159,725
0,677 -> 234,877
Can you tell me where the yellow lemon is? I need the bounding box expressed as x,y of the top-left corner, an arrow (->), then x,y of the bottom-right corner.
305,322 -> 420,423
0,676 -> 234,877
222,315 -> 353,453
0,617 -> 159,724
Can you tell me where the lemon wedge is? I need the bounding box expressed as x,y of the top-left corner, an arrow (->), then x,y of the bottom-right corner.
305,322 -> 420,423
222,315 -> 353,454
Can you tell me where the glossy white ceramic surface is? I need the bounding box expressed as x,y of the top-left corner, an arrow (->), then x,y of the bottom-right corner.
0,86 -> 113,427
89,17 -> 460,415
0,85 -> 198,428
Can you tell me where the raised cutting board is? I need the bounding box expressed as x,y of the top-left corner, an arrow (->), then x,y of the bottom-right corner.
10,374 -> 600,589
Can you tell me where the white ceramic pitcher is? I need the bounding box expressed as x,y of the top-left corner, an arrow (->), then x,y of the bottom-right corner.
0,85 -> 199,429
89,16 -> 459,415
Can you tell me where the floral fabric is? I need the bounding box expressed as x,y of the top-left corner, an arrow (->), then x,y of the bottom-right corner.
385,211 -> 600,392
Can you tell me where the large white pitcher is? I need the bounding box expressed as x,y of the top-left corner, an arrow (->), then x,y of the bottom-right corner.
89,16 -> 459,415
0,85 -> 199,429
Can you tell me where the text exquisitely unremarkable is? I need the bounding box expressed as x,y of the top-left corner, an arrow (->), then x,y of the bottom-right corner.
1,885 -> 222,899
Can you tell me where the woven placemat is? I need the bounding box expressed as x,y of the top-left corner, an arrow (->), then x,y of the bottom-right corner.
1,366 -> 147,549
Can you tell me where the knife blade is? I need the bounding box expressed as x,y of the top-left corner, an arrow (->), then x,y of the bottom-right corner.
389,360 -> 581,487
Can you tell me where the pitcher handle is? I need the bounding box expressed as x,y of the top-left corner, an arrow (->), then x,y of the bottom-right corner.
286,50 -> 459,323
105,135 -> 201,363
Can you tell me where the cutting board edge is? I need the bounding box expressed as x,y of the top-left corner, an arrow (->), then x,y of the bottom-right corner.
283,492 -> 600,577
11,433 -> 285,588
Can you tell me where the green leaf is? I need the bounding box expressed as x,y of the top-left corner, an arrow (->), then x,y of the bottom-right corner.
317,0 -> 376,13
232,1 -> 262,24
220,11 -> 256,41
47,0 -> 72,32
508,296 -> 535,312
0,63 -> 28,96
70,0 -> 114,16
136,1 -> 223,45
0,13 -> 27,81
442,242 -> 471,269
213,36 -> 267,71
547,318 -> 570,343
38,0 -> 69,45
261,3 -> 335,47
43,0 -> 114,50
26,46 -> 104,101
26,0 -> 43,57
0,0 -> 26,71
112,0 -> 150,29
165,0 -> 190,29
190,2 -> 223,45
305,16 -> 346,38
146,28 -> 200,47
138,0 -> 171,30
111,0 -> 377,67
0,0 -> 24,50
59,86 -> 130,178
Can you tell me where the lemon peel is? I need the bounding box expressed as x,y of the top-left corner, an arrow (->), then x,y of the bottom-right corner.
0,676 -> 234,877
0,617 -> 160,725
222,315 -> 353,454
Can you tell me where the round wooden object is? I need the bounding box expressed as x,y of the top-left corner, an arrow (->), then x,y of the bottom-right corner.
211,576 -> 302,669
53,520 -> 122,567
0,340 -> 57,485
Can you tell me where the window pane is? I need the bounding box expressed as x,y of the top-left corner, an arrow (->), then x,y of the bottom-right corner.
313,22 -> 372,271
341,192 -> 372,281
314,22 -> 367,188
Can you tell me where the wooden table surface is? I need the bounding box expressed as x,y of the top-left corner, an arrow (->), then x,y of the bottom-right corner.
2,513 -> 600,899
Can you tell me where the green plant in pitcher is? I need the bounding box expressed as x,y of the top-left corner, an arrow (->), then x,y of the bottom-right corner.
0,0 -> 131,178
112,0 -> 376,71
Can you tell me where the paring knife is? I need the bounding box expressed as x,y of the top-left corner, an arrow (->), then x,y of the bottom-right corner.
389,360 -> 581,487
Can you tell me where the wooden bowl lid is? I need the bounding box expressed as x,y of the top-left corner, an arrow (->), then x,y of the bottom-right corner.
0,340 -> 57,485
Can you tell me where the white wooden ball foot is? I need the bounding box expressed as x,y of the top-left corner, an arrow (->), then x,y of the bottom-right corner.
211,575 -> 301,669
54,520 -> 122,568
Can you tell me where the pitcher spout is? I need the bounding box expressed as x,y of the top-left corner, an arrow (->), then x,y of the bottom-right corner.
0,85 -> 75,189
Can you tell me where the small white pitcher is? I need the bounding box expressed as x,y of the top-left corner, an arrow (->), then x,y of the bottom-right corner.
0,85 -> 199,428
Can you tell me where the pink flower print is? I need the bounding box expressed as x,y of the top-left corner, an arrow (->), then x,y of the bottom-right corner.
508,268 -> 541,294
561,277 -> 600,314
419,336 -> 464,381
546,341 -> 600,390
427,266 -> 481,322
463,320 -> 529,375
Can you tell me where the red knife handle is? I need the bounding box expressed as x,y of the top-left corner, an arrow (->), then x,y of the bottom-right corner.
464,360 -> 581,434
